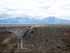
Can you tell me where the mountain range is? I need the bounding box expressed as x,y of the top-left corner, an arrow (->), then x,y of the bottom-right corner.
0,17 -> 70,24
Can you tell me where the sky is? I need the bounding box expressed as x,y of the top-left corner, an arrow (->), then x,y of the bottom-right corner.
0,0 -> 70,20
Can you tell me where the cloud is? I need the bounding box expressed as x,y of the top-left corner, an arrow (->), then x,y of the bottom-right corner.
0,0 -> 70,20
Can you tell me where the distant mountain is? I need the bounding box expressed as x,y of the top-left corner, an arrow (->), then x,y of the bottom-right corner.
41,17 -> 70,24
0,16 -> 70,24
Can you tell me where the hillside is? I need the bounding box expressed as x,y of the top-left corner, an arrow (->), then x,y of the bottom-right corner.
17,25 -> 70,53
0,25 -> 70,53
0,31 -> 18,53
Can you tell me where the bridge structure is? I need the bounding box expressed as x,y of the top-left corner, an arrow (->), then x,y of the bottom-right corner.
0,24 -> 34,49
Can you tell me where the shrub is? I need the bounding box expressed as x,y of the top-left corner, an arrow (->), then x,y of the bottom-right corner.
56,46 -> 61,49
46,40 -> 48,42
30,30 -> 34,34
0,44 -> 8,51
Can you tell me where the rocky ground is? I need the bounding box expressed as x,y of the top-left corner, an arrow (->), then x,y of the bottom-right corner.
0,25 -> 70,53
22,25 -> 70,53
0,31 -> 17,53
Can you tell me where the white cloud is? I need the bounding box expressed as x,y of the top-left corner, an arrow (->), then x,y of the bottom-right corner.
0,0 -> 70,20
